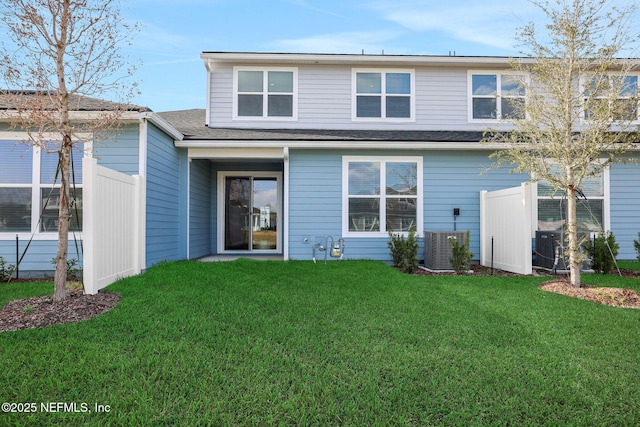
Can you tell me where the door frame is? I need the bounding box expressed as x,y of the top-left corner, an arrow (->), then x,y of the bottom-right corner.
217,171 -> 283,254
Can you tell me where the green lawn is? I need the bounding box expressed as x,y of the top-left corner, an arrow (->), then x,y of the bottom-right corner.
1,259 -> 639,426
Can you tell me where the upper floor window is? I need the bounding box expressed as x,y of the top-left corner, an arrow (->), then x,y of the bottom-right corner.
469,72 -> 526,121
234,67 -> 297,120
583,74 -> 639,122
353,69 -> 414,121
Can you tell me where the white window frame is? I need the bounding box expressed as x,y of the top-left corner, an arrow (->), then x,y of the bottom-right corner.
532,166 -> 610,233
233,66 -> 298,121
580,72 -> 640,124
342,156 -> 423,238
0,136 -> 88,240
352,68 -> 415,122
468,71 -> 527,123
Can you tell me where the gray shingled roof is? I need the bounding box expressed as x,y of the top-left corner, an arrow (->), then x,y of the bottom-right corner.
157,109 -> 486,142
0,90 -> 150,112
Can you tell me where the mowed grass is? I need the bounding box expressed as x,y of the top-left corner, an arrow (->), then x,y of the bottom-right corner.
1,259 -> 640,426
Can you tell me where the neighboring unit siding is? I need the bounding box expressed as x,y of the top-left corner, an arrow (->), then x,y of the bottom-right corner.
207,64 -> 501,132
287,149 -> 527,262
189,159 -> 212,259
0,240 -> 82,276
95,125 -> 140,175
145,123 -> 188,266
610,161 -> 640,260
0,126 -> 138,275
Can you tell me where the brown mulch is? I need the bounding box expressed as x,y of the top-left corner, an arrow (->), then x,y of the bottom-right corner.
0,289 -> 120,333
538,281 -> 640,309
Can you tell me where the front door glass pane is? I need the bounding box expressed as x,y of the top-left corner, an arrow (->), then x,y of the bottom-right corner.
225,177 -> 251,250
252,178 -> 278,250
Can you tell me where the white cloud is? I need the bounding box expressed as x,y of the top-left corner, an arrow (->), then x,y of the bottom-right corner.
273,30 -> 403,54
368,0 -> 538,52
133,21 -> 194,55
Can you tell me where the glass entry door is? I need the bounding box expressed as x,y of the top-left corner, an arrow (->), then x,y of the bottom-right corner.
223,175 -> 279,252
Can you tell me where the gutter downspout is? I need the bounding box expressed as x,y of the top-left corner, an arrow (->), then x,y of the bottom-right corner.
283,146 -> 289,260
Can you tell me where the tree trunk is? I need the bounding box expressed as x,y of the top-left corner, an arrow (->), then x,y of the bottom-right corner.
53,0 -> 72,302
53,138 -> 71,301
566,186 -> 581,287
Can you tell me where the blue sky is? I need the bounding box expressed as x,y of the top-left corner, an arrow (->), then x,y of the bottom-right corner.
124,0 -> 546,112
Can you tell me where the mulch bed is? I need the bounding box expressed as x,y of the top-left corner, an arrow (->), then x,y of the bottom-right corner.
0,289 -> 120,332
538,280 -> 640,309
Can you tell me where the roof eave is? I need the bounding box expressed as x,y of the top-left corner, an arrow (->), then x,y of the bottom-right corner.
139,112 -> 184,141
200,51 -> 526,70
174,139 -> 499,150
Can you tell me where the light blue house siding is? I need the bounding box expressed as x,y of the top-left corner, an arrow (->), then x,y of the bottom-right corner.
610,161 -> 640,260
94,125 -> 140,175
7,241 -> 82,276
145,123 -> 188,267
288,150 -> 343,259
189,159 -> 212,259
287,149 -> 528,262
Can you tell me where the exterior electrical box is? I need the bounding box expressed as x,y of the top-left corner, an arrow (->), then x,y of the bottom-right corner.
424,231 -> 467,270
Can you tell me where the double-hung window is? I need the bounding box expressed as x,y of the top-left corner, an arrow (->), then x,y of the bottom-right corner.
469,72 -> 526,121
234,67 -> 297,119
353,69 -> 414,120
583,74 -> 639,122
343,156 -> 422,237
0,139 -> 84,236
536,167 -> 608,233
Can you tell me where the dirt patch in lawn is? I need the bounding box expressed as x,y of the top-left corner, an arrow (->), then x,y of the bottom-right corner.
0,289 -> 120,332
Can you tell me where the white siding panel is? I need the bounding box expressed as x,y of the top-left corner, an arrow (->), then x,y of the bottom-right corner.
208,67 -> 234,126
415,68 -> 470,129
206,63 -> 510,131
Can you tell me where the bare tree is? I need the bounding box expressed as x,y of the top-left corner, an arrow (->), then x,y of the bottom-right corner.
0,0 -> 139,300
486,0 -> 640,287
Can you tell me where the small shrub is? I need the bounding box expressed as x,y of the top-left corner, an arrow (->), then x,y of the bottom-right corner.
388,226 -> 419,274
51,257 -> 81,279
583,231 -> 619,274
0,256 -> 16,282
449,231 -> 473,275
634,232 -> 640,261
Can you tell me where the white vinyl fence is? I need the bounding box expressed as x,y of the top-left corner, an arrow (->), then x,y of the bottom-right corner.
83,158 -> 145,294
479,183 -> 533,275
